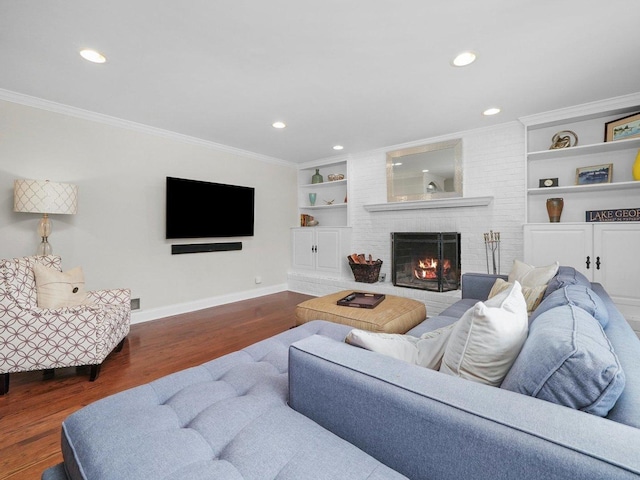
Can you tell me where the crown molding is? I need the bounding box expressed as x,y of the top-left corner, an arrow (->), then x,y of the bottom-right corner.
519,92 -> 640,127
0,88 -> 295,168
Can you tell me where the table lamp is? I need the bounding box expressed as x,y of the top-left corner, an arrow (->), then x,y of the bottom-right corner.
14,179 -> 78,255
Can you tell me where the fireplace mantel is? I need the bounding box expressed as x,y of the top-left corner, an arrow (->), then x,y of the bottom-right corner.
363,196 -> 493,212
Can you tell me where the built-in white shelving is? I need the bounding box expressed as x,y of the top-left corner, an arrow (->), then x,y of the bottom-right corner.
520,93 -> 640,224
297,161 -> 348,227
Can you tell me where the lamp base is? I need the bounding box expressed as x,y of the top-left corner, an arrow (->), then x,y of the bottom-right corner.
36,214 -> 53,255
37,237 -> 52,256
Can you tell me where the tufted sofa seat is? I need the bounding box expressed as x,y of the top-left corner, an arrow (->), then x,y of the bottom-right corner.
46,321 -> 407,480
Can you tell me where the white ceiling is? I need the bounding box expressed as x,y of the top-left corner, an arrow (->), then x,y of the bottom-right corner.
1,1 -> 639,165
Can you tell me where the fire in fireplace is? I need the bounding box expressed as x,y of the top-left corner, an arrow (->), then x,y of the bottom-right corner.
391,232 -> 460,292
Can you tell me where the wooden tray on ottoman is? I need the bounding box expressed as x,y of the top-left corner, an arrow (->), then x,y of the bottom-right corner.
337,292 -> 385,309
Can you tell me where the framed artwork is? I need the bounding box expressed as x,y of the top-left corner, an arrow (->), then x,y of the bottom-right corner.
604,112 -> 640,142
576,164 -> 613,185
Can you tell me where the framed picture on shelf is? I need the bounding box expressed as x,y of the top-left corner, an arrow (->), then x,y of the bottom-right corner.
604,112 -> 640,142
575,164 -> 613,185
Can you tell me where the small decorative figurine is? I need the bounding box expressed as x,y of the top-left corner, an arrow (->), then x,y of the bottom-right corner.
549,130 -> 578,149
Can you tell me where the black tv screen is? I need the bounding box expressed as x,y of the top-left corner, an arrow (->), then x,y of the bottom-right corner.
166,176 -> 255,239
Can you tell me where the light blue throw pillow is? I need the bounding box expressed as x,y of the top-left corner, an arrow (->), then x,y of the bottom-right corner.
501,304 -> 625,417
530,284 -> 609,328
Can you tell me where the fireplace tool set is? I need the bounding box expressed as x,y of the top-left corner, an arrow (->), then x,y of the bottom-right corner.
484,231 -> 501,275
484,230 -> 500,275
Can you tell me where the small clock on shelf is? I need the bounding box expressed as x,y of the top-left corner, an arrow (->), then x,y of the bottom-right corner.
539,178 -> 558,188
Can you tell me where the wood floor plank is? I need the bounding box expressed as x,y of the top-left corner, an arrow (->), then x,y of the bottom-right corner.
0,291 -> 312,480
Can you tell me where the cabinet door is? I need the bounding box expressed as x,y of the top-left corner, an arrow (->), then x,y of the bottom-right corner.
523,224 -> 593,279
593,224 -> 640,310
315,229 -> 342,274
292,228 -> 315,270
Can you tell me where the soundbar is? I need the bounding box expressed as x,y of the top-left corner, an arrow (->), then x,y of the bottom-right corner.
171,242 -> 243,255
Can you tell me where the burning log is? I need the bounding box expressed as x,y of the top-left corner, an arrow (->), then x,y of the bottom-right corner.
413,258 -> 452,281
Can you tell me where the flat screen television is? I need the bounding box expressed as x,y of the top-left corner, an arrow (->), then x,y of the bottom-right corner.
166,176 -> 255,239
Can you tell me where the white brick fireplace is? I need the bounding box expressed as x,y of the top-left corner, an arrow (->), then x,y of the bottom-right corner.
288,121 -> 526,316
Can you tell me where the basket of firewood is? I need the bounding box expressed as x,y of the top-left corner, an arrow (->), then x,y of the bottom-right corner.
347,253 -> 383,283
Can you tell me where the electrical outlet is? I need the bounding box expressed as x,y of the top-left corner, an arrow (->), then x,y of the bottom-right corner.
255,276 -> 262,284
130,298 -> 141,310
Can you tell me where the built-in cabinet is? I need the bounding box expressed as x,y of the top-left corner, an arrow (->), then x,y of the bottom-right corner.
524,223 -> 640,320
520,94 -> 640,327
291,227 -> 351,277
521,95 -> 640,223
298,160 -> 348,227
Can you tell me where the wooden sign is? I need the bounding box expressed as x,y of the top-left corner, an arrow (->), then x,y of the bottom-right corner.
586,208 -> 640,222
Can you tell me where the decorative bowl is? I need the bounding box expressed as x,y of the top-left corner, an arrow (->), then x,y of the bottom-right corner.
327,173 -> 345,182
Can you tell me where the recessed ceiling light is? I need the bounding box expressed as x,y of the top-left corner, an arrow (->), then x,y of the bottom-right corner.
272,121 -> 286,129
80,49 -> 106,64
483,107 -> 501,116
452,51 -> 476,67
393,162 -> 403,166
422,169 -> 429,173
333,145 -> 344,151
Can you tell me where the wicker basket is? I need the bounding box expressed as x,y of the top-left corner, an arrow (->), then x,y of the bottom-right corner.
347,258 -> 383,283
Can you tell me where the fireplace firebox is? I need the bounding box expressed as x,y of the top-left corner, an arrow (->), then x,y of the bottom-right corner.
391,232 -> 461,292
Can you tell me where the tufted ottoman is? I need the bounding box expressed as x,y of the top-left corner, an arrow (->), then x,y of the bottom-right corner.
43,321 -> 407,480
295,290 -> 426,334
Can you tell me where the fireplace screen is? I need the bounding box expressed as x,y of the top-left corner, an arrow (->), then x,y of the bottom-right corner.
391,232 -> 461,292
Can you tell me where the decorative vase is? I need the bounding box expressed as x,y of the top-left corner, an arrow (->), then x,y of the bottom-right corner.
309,193 -> 316,206
311,168 -> 323,184
633,149 -> 640,181
546,198 -> 564,222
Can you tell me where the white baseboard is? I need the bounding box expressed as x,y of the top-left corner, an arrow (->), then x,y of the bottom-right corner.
130,283 -> 288,324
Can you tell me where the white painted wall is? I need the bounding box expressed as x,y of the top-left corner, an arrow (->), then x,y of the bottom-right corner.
0,99 -> 298,322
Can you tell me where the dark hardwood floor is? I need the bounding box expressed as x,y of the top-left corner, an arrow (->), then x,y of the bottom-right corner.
0,291 -> 313,480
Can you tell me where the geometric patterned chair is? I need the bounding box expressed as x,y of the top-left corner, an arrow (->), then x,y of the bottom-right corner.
0,255 -> 130,395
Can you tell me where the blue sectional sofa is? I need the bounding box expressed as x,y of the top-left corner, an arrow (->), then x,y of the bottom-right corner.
43,268 -> 640,480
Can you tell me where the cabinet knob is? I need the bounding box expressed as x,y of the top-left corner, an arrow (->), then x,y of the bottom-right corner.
586,256 -> 590,269
596,256 -> 601,270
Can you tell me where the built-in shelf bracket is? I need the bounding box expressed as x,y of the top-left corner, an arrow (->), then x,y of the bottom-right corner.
363,196 -> 493,212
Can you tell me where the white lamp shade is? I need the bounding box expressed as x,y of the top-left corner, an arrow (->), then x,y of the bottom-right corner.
14,179 -> 78,215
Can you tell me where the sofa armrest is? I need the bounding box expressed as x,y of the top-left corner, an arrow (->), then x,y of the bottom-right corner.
461,272 -> 507,300
87,288 -> 131,306
289,335 -> 640,480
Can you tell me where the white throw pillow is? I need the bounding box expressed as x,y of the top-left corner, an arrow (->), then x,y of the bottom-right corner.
508,259 -> 559,287
439,281 -> 529,386
33,263 -> 89,309
346,324 -> 454,370
489,278 -> 547,315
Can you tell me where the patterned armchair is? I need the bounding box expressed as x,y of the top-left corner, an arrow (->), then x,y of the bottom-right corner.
0,255 -> 130,394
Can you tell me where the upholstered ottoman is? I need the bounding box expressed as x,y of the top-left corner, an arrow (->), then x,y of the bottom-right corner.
296,290 -> 426,333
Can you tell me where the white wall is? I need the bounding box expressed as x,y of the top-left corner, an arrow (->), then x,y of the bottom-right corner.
0,99 -> 298,322
289,121 -> 527,315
